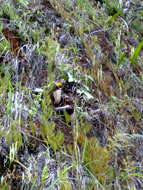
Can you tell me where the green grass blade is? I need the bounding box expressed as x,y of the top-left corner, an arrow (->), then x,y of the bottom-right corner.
131,40 -> 143,65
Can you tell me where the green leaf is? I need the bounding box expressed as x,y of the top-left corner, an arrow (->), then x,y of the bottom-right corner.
15,0 -> 29,7
131,40 -> 143,65
0,39 -> 10,54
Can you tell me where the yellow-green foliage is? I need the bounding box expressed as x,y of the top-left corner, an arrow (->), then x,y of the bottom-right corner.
1,2 -> 19,21
59,168 -> 72,190
60,181 -> 72,190
0,120 -> 23,149
40,119 -> 64,152
0,182 -> 10,190
0,24 -> 10,54
0,76 -> 13,114
76,121 -> 114,185
15,0 -> 29,7
31,29 -> 43,43
0,38 -> 10,55
83,137 -> 114,184
36,37 -> 60,61
0,76 -> 23,149
0,76 -> 8,105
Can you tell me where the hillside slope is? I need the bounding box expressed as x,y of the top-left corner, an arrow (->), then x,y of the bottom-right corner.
0,0 -> 143,189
